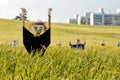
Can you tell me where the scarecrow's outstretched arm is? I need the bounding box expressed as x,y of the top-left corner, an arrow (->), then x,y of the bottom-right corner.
21,8 -> 27,27
21,8 -> 34,53
39,8 -> 52,47
48,8 -> 52,29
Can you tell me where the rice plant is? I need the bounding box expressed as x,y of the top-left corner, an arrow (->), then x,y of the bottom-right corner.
0,45 -> 120,80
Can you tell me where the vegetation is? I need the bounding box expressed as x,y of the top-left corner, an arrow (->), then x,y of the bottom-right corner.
14,13 -> 27,20
0,18 -> 120,46
0,45 -> 120,80
0,18 -> 120,79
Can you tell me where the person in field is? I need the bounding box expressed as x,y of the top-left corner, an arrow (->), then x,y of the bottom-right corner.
69,39 -> 85,49
21,8 -> 52,56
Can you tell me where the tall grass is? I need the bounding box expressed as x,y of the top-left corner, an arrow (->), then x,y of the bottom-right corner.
0,45 -> 120,80
0,19 -> 120,79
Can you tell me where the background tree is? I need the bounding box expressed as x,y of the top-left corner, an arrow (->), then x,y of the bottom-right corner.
14,13 -> 27,20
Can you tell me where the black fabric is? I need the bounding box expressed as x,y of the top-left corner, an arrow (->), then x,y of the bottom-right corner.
23,26 -> 50,56
69,44 -> 85,50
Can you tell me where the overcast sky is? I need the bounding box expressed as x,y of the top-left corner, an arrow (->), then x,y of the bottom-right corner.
0,0 -> 120,23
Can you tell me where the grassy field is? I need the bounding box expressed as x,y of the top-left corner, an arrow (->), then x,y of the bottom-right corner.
0,18 -> 120,47
0,45 -> 120,80
0,18 -> 120,79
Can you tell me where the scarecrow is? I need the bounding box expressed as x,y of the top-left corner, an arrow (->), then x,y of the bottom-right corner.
21,8 -> 52,56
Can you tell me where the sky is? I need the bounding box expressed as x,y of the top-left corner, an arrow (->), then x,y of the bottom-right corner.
0,0 -> 120,23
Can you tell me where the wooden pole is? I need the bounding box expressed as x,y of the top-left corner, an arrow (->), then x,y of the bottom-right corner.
21,8 -> 27,27
48,8 -> 52,28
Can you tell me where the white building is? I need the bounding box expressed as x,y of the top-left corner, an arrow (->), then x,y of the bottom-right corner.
116,9 -> 120,14
68,8 -> 120,26
67,14 -> 79,24
112,14 -> 120,25
90,12 -> 120,25
67,18 -> 78,24
98,8 -> 105,14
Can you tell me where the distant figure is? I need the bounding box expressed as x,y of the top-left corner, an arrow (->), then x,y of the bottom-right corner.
69,39 -> 85,49
57,40 -> 62,47
76,39 -> 80,48
76,39 -> 80,44
84,39 -> 86,45
9,40 -> 18,47
101,40 -> 105,46
117,42 -> 120,47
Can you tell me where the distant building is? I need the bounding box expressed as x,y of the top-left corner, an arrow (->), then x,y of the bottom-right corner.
67,14 -> 79,24
90,13 -> 120,25
78,16 -> 86,24
90,13 -> 103,25
68,8 -> 120,26
116,9 -> 120,14
67,18 -> 77,24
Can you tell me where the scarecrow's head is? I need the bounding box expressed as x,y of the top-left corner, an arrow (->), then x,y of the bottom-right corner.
31,22 -> 46,35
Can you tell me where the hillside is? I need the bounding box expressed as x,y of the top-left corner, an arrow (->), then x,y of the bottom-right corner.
1,19 -> 120,80
0,18 -> 120,47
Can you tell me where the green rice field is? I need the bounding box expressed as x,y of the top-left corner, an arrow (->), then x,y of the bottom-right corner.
0,18 -> 120,79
